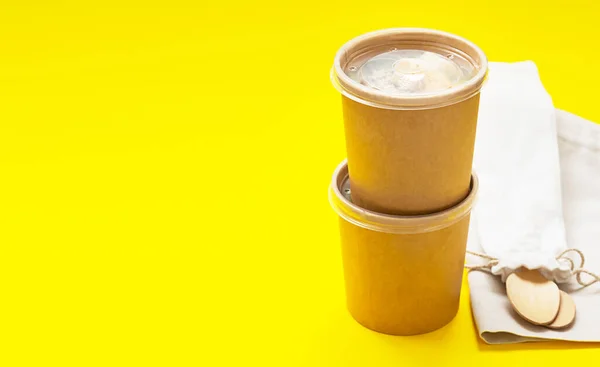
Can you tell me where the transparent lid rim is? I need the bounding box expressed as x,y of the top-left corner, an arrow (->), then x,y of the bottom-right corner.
328,159 -> 479,234
332,28 -> 488,110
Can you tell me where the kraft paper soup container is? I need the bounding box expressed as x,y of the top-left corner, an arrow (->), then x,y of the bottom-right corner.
329,160 -> 478,335
331,28 -> 487,215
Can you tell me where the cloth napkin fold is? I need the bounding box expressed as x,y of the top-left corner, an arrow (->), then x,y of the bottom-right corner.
468,62 -> 600,344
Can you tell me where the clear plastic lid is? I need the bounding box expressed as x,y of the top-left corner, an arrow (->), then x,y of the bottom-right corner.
329,160 -> 478,234
345,49 -> 475,96
332,29 -> 488,110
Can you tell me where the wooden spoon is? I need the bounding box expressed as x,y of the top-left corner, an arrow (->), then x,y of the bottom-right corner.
546,291 -> 576,329
506,269 -> 560,325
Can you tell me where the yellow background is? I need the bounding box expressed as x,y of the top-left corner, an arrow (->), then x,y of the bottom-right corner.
1,1 -> 599,365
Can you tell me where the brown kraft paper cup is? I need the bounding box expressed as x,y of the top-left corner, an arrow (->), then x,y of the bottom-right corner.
329,160 -> 478,335
332,28 -> 488,215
